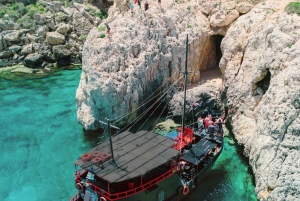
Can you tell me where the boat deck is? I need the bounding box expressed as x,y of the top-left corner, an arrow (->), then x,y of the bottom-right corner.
74,130 -> 179,183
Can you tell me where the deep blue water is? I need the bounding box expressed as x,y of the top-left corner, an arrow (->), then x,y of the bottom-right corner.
0,69 -> 257,201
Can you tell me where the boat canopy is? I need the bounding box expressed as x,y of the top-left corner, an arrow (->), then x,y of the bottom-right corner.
181,139 -> 217,165
74,130 -> 179,183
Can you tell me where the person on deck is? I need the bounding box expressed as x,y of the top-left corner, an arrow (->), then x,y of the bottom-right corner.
158,0 -> 161,6
197,117 -> 204,131
204,116 -> 210,131
217,118 -> 223,135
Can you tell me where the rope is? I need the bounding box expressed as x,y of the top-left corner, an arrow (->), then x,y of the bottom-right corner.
120,82 -> 176,133
111,71 -> 183,124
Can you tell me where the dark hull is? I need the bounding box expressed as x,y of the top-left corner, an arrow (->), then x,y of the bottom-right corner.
73,140 -> 223,201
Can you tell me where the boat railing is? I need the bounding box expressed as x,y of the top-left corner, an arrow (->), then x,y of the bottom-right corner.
70,192 -> 80,201
91,166 -> 178,200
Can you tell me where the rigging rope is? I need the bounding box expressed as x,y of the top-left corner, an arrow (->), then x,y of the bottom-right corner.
111,70 -> 183,124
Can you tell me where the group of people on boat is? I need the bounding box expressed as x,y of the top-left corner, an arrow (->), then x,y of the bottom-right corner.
197,113 -> 223,136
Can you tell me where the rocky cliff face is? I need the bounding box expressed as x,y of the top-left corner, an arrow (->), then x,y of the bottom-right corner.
76,0 -> 299,200
0,0 -> 109,69
76,0 -> 250,130
221,0 -> 300,200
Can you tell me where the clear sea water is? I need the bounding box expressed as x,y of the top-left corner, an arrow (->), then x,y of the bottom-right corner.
0,69 -> 257,201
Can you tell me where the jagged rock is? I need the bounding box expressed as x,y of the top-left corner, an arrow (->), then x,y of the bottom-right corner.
73,12 -> 94,35
46,1 -> 63,12
220,1 -> 236,10
26,33 -> 38,43
73,2 -> 86,12
221,1 -> 300,200
9,45 -> 21,52
45,17 -> 56,30
201,2 -> 219,15
62,7 -> 76,16
0,34 -> 6,51
57,24 -> 71,35
0,19 -> 15,30
32,42 -> 42,52
36,25 -> 49,37
3,30 -> 20,42
236,2 -> 254,14
46,32 -> 65,45
41,51 -> 55,63
53,45 -> 72,59
0,51 -> 12,58
23,53 -> 43,68
53,45 -> 72,67
33,13 -> 47,24
210,9 -> 239,27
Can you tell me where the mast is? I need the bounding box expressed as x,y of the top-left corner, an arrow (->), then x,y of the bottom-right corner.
182,35 -> 188,132
99,119 -> 119,163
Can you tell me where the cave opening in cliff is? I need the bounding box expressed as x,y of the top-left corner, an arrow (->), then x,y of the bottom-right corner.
198,35 -> 223,84
255,69 -> 271,95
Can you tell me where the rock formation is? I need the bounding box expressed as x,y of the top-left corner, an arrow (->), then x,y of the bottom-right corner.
76,0 -> 247,130
76,0 -> 300,200
0,0 -> 111,69
221,1 -> 300,200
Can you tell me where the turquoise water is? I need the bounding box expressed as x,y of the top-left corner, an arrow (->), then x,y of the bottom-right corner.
0,69 -> 257,201
187,135 -> 258,201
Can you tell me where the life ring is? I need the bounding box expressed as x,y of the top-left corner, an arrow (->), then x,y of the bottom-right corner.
76,183 -> 83,191
182,185 -> 189,195
99,197 -> 106,201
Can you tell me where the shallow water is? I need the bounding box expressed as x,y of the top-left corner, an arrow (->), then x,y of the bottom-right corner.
0,69 -> 257,201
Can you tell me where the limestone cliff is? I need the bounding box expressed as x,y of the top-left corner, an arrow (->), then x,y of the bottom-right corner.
76,0 -> 299,200
221,0 -> 300,200
76,0 -> 246,129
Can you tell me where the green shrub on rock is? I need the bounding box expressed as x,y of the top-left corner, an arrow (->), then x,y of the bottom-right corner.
98,26 -> 106,32
100,33 -> 105,38
285,2 -> 300,15
79,34 -> 88,41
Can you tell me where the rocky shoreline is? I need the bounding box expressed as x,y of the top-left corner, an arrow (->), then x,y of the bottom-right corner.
0,0 -> 112,73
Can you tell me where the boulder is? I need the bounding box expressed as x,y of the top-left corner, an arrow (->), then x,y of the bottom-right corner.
53,45 -> 72,59
73,12 -> 94,35
45,17 -> 56,30
23,53 -> 43,68
36,25 -> 49,37
210,9 -> 239,27
33,13 -> 46,24
9,45 -> 22,52
236,2 -> 254,14
57,24 -> 71,35
3,30 -> 21,42
201,2 -> 218,15
0,51 -> 12,59
53,45 -> 72,67
46,1 -> 63,12
0,19 -> 15,30
46,32 -> 65,45
0,34 -> 6,51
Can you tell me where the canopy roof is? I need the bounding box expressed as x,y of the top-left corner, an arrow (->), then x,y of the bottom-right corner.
74,130 -> 178,183
181,139 -> 217,164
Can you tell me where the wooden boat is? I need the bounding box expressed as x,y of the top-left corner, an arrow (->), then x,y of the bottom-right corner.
70,35 -> 225,201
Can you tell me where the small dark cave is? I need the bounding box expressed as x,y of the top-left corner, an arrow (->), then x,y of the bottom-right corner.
214,35 -> 224,67
199,35 -> 224,76
255,69 -> 271,94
